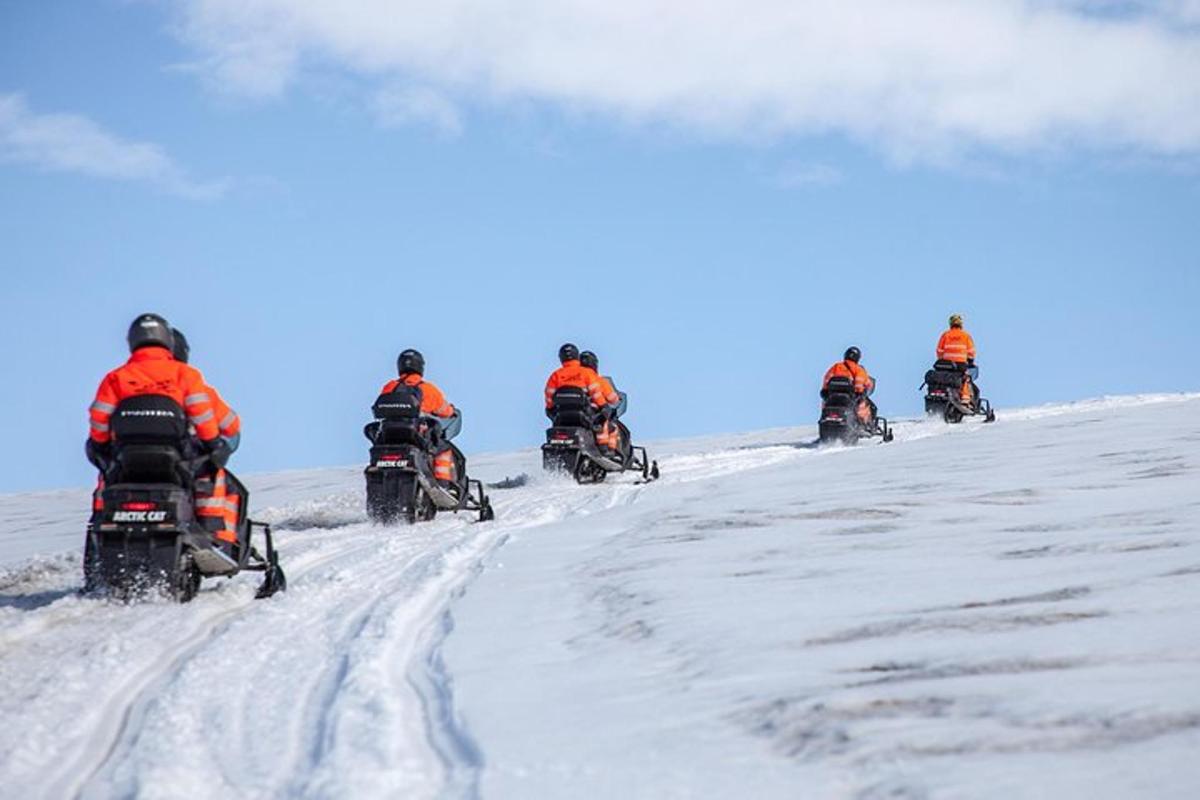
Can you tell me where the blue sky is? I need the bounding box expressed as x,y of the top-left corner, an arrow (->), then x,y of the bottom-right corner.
2,0 -> 1198,492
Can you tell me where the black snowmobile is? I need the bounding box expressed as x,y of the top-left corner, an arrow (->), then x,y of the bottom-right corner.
363,389 -> 494,524
818,377 -> 894,444
542,387 -> 659,484
84,396 -> 286,603
922,360 -> 996,423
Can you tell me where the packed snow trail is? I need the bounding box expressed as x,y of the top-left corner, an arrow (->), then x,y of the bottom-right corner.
0,418 -> 832,799
0,394 -> 1196,799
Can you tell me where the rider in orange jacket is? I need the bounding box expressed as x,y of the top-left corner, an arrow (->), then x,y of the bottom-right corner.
822,347 -> 877,423
937,314 -> 978,402
580,350 -> 627,453
377,349 -> 461,483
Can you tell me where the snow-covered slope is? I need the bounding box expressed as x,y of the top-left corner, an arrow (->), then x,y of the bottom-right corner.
1,395 -> 1197,799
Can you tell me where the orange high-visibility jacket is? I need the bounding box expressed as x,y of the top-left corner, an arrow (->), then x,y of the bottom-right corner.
936,328 -> 977,363
89,346 -> 221,444
208,385 -> 240,439
380,373 -> 456,418
823,360 -> 874,394
545,360 -> 615,408
596,374 -> 619,400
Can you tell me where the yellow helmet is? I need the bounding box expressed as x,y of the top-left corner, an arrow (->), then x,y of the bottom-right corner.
949,313 -> 964,327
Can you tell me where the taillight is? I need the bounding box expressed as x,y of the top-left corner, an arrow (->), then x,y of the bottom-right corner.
553,433 -> 571,441
121,502 -> 158,511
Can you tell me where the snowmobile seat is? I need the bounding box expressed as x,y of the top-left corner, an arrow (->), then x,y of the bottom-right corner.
933,359 -> 964,372
108,395 -> 191,486
549,387 -> 595,428
374,419 -> 438,450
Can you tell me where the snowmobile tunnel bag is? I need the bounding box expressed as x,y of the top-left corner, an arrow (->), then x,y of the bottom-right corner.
109,396 -> 191,485
550,387 -> 595,428
372,387 -> 423,420
111,395 -> 190,443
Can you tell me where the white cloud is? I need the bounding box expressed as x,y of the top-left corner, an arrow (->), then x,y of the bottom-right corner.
173,0 -> 1200,162
372,85 -> 462,135
0,93 -> 227,198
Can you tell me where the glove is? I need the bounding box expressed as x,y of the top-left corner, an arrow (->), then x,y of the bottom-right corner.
85,439 -> 112,471
203,437 -> 232,469
966,358 -> 975,367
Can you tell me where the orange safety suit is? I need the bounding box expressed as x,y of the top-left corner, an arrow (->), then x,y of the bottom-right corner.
936,328 -> 977,402
88,346 -> 240,543
822,361 -> 875,423
936,328 -> 976,364
593,374 -> 623,452
544,360 -> 616,409
380,373 -> 456,418
208,385 -> 241,442
380,373 -> 458,482
89,346 -> 220,444
822,360 -> 874,395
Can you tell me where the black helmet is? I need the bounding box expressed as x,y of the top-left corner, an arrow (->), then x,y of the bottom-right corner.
844,346 -> 862,363
127,313 -> 174,353
171,327 -> 190,363
397,348 -> 425,376
558,343 -> 580,363
580,350 -> 598,370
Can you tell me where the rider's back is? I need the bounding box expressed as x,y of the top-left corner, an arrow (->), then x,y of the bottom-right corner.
92,347 -> 219,443
936,328 -> 976,363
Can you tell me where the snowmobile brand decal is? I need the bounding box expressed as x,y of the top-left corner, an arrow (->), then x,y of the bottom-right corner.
111,510 -> 170,522
110,500 -> 170,522
375,456 -> 412,469
119,409 -> 178,417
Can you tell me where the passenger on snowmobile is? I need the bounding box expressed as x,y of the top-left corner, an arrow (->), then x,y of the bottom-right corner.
169,327 -> 244,544
370,349 -> 461,486
579,351 -> 627,417
579,350 -> 628,456
936,314 -> 978,404
822,347 -> 877,424
171,328 -> 241,453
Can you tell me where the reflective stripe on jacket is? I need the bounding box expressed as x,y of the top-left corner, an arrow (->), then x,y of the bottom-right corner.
937,328 -> 977,363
